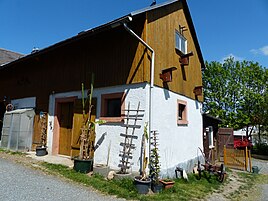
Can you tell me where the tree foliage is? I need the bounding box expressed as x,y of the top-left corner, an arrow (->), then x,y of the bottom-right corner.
203,57 -> 268,137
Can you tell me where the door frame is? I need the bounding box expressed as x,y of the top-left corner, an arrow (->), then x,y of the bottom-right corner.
52,96 -> 77,155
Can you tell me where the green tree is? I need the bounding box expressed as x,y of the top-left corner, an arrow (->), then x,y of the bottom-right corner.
203,57 -> 267,138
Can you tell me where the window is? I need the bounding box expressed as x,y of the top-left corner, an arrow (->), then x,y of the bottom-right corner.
177,100 -> 188,125
206,126 -> 214,148
100,92 -> 125,122
175,30 -> 187,54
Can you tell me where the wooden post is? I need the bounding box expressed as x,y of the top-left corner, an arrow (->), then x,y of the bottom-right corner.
223,145 -> 227,165
245,146 -> 248,171
248,148 -> 252,172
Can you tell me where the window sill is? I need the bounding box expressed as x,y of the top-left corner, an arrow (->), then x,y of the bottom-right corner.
99,117 -> 124,123
177,120 -> 188,126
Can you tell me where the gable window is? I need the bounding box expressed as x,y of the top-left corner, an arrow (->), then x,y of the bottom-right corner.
100,92 -> 125,122
177,100 -> 188,125
175,30 -> 187,54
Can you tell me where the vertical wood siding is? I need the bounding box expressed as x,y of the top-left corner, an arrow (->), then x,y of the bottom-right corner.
146,1 -> 203,100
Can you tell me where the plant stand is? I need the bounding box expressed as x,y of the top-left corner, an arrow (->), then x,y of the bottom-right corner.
36,146 -> 47,156
73,157 -> 93,173
134,176 -> 151,194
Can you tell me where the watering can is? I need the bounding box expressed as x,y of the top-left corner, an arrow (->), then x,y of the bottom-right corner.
252,166 -> 261,174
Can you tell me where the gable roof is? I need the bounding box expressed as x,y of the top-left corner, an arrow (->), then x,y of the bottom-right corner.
0,48 -> 23,66
0,0 -> 204,69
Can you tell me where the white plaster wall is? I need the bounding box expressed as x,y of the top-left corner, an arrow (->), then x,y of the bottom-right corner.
47,83 -> 203,175
93,83 -> 149,172
47,83 -> 150,173
151,86 -> 203,176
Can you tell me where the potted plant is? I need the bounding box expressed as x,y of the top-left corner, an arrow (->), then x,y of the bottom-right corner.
159,178 -> 175,189
73,74 -> 101,173
36,111 -> 48,156
150,130 -> 163,193
134,122 -> 151,194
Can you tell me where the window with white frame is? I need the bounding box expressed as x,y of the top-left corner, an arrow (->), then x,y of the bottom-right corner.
175,30 -> 187,54
206,126 -> 214,148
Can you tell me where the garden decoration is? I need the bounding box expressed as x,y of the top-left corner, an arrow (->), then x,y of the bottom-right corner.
36,112 -> 48,156
150,130 -> 163,193
134,121 -> 151,194
196,147 -> 226,182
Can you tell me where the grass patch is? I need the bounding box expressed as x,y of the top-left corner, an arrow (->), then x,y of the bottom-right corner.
0,148 -> 26,156
41,162 -> 223,201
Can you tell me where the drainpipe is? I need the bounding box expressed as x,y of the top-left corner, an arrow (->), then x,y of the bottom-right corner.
123,19 -> 155,164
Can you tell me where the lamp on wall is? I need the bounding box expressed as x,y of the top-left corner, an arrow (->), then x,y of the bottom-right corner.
159,67 -> 177,82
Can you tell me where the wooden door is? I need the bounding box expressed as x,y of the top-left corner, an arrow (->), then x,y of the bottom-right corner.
71,98 -> 97,157
58,102 -> 74,156
218,128 -> 234,161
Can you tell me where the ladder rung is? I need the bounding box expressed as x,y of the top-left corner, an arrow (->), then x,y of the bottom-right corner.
118,164 -> 130,169
119,154 -> 133,159
121,124 -> 141,129
120,143 -> 135,148
122,117 -> 143,120
123,109 -> 145,112
124,114 -> 144,118
120,160 -> 131,163
120,151 -> 133,155
120,133 -> 138,139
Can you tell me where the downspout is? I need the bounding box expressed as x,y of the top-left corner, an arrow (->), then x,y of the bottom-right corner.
123,18 -> 155,161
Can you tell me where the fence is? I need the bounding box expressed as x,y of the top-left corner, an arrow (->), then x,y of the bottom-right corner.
223,146 -> 252,171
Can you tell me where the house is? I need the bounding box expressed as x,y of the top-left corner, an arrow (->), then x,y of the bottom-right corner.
0,48 -> 23,66
0,48 -> 24,138
0,0 -> 205,176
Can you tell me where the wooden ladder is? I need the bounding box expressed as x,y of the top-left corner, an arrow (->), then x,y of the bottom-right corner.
118,102 -> 144,174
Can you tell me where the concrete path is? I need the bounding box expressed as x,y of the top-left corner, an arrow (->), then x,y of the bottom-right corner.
0,157 -> 124,201
26,151 -> 74,168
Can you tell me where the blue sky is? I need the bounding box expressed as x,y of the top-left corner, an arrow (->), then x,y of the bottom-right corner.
1,0 -> 268,67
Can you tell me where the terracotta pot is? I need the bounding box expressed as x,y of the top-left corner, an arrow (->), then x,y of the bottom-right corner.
160,179 -> 175,189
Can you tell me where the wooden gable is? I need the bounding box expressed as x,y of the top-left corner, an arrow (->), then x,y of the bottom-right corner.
145,0 -> 203,101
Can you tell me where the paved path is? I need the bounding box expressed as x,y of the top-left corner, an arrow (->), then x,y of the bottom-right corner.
252,158 -> 268,201
252,158 -> 268,174
0,158 -> 124,201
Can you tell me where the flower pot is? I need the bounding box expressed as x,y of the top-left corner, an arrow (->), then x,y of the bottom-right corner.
36,146 -> 47,156
160,179 -> 175,189
151,182 -> 163,193
134,176 -> 151,194
113,172 -> 132,180
93,164 -> 110,178
73,158 -> 93,173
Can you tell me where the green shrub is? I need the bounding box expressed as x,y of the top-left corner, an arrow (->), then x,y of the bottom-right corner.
252,143 -> 268,155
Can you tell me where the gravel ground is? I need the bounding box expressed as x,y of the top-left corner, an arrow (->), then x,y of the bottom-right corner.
252,158 -> 268,201
252,158 -> 268,174
0,158 -> 125,201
